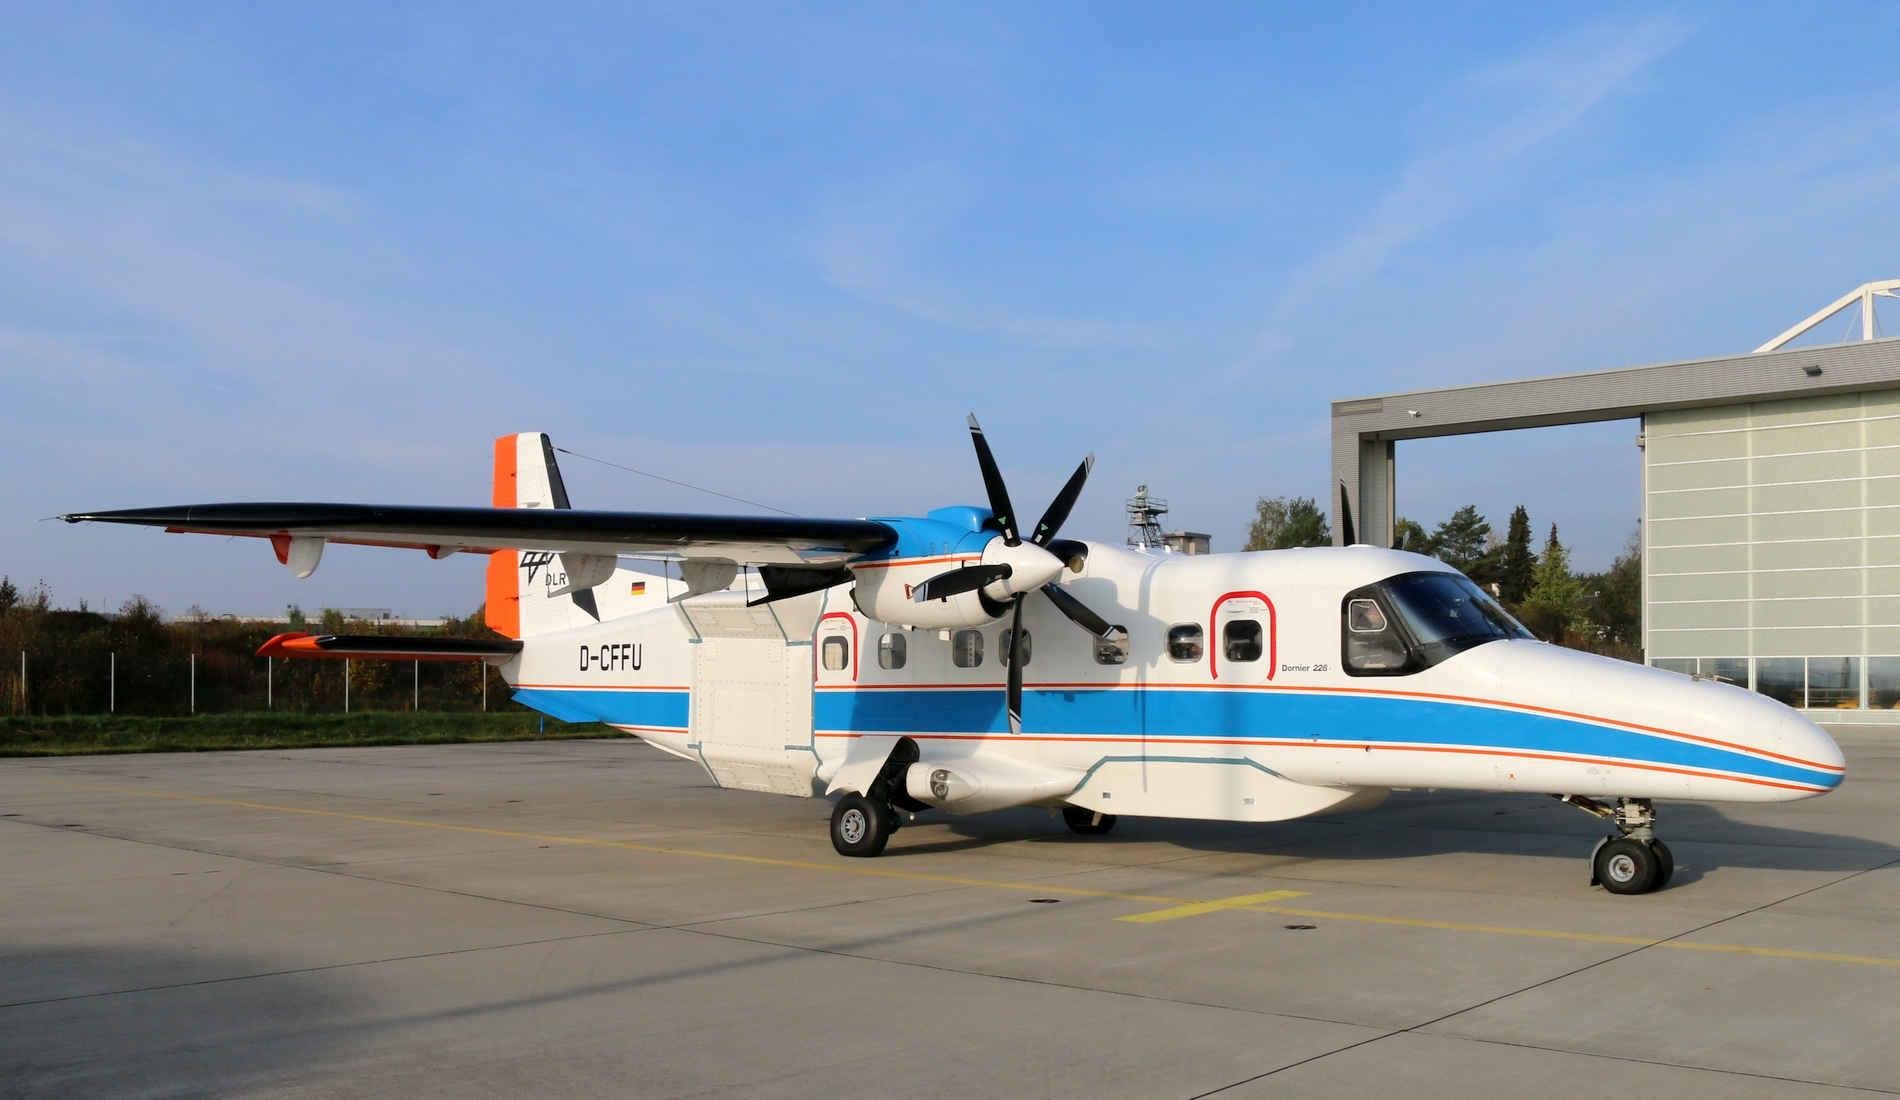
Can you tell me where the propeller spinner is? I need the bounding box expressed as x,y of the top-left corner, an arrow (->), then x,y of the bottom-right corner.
913,416 -> 1111,733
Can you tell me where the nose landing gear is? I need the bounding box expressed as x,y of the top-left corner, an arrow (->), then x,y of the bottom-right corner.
1556,795 -> 1676,895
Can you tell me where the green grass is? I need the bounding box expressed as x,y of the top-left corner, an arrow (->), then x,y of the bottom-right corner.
0,712 -> 615,756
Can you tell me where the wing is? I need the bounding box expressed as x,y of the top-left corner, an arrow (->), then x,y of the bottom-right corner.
59,502 -> 898,567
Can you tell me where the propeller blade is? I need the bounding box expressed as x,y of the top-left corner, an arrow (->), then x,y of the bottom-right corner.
1041,583 -> 1113,638
1338,482 -> 1358,547
1030,454 -> 1094,547
967,414 -> 1020,545
1006,594 -> 1024,734
912,562 -> 1011,602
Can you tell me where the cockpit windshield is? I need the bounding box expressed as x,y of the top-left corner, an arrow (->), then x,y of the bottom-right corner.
1342,571 -> 1532,676
1381,572 -> 1533,661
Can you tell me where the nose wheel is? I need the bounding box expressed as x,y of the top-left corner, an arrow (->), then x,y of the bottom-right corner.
1558,795 -> 1676,894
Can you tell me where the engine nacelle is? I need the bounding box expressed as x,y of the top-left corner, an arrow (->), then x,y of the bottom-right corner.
850,528 -> 1065,629
852,568 -> 998,628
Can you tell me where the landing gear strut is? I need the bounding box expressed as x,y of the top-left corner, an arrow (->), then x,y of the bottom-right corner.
1556,795 -> 1676,895
828,740 -> 920,858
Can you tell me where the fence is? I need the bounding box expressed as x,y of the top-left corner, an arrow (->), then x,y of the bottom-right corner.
1,649 -> 508,717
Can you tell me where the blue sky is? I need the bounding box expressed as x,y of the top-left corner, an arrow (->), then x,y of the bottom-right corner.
3,4 -> 1898,617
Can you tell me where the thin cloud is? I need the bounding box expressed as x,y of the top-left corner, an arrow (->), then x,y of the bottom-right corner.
1245,13 -> 1695,368
809,165 -> 1165,352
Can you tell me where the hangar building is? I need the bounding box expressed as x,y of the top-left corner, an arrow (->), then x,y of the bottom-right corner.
1332,281 -> 1900,723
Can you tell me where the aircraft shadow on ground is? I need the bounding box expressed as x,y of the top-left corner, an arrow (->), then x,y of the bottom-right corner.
886,790 -> 1900,886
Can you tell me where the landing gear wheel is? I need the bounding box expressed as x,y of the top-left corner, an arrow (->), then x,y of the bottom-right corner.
1648,838 -> 1675,890
831,794 -> 894,858
1593,836 -> 1659,895
1061,806 -> 1118,836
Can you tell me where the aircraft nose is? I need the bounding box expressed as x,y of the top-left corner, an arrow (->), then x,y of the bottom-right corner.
1743,689 -> 1845,797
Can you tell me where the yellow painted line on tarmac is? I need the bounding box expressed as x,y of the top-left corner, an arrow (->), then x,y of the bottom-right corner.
1118,890 -> 1308,923
50,781 -> 1191,905
1240,903 -> 1900,969
46,781 -> 1900,969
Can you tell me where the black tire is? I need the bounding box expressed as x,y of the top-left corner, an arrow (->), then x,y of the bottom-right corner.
1594,836 -> 1659,895
1062,806 -> 1118,836
831,794 -> 893,858
1648,838 -> 1675,890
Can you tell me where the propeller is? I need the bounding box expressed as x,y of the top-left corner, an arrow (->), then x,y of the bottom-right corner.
913,416 -> 1113,734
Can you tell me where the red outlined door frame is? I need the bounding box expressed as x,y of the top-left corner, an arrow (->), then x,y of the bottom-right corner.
815,611 -> 859,684
1209,590 -> 1276,681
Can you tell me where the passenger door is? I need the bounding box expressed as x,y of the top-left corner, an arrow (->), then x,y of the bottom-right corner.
1210,591 -> 1275,684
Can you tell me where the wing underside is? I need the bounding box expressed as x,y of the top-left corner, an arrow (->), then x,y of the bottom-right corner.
61,503 -> 899,567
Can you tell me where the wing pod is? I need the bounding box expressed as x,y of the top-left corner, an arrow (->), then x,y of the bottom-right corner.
256,633 -> 523,662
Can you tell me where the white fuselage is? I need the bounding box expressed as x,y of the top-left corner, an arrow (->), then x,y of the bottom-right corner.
501,543 -> 1845,822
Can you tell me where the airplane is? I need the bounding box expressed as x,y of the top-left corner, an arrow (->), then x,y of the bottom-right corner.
62,420 -> 1846,896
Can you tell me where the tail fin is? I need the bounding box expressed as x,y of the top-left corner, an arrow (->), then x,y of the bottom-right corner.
485,433 -> 599,638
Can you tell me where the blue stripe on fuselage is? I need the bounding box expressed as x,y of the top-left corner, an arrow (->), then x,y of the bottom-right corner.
811,687 -> 1839,789
512,688 -> 690,729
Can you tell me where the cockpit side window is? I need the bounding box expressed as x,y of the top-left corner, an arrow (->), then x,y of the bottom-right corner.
1343,571 -> 1531,677
1343,591 -> 1412,675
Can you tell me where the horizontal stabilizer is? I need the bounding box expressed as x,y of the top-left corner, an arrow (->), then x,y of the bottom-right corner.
256,632 -> 523,662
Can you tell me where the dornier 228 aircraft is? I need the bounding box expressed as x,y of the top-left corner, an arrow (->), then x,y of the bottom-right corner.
64,419 -> 1845,895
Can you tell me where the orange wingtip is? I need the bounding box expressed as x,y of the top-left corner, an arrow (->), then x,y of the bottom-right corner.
256,632 -> 323,658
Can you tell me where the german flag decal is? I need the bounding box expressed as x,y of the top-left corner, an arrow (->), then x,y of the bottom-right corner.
630,581 -> 647,596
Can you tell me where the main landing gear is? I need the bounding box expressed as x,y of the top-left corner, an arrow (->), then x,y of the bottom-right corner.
1557,795 -> 1675,895
1061,805 -> 1118,836
830,793 -> 897,857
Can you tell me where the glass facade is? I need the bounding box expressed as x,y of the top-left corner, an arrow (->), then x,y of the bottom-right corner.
1754,658 -> 1804,708
1650,655 -> 1881,710
1870,657 -> 1900,710
1646,392 -> 1900,718
1808,657 -> 1860,710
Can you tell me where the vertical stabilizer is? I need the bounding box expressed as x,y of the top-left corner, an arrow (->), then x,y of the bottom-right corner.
485,433 -> 602,638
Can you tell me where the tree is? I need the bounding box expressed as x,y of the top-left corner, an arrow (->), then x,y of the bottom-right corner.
1245,496 -> 1331,550
1429,505 -> 1491,573
1496,505 -> 1537,604
0,576 -> 17,615
286,605 -> 308,630
1522,524 -> 1588,641
1392,517 -> 1431,554
1582,531 -> 1641,652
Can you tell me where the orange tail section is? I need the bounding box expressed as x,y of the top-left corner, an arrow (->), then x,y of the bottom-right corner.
485,434 -> 521,638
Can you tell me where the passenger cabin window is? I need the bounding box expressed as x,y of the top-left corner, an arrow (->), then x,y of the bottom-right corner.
999,629 -> 1031,667
821,635 -> 850,672
1223,620 -> 1263,662
878,632 -> 907,670
1167,624 -> 1204,662
1094,626 -> 1130,666
952,629 -> 984,668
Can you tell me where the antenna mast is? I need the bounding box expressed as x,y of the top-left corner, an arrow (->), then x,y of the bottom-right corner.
1126,485 -> 1169,550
